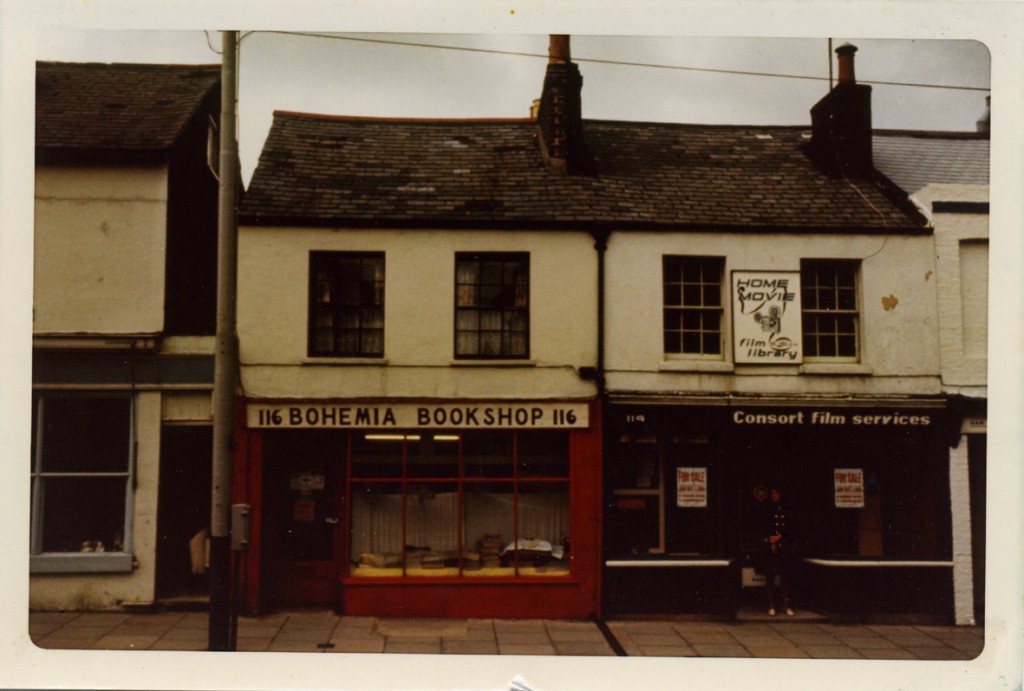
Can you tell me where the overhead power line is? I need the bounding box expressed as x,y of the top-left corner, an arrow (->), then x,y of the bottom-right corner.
260,31 -> 990,93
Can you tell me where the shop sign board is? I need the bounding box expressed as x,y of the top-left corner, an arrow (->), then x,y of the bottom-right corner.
834,468 -> 865,508
730,409 -> 934,428
676,467 -> 708,508
248,401 -> 589,430
731,271 -> 802,364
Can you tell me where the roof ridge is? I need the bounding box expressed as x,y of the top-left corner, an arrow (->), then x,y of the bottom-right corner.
37,60 -> 220,71
273,110 -> 535,125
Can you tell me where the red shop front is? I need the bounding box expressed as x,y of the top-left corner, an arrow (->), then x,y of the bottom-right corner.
232,399 -> 602,619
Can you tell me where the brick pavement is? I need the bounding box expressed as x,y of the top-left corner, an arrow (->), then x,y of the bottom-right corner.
29,610 -> 984,660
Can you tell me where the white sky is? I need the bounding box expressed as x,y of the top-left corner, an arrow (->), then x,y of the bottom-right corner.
34,31 -> 990,183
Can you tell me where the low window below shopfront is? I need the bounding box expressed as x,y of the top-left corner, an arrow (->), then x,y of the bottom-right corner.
350,431 -> 570,578
30,393 -> 134,573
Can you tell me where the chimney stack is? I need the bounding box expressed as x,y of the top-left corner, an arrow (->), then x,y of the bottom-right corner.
808,43 -> 873,176
536,35 -> 593,175
976,95 -> 990,134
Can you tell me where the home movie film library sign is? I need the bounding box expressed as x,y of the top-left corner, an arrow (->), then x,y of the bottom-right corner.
732,271 -> 802,364
248,402 -> 589,429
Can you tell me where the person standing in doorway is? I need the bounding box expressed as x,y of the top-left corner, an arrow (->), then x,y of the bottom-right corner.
762,487 -> 795,616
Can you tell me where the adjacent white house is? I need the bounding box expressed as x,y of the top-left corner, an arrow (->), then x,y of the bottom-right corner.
31,62 -> 221,610
875,124 -> 990,626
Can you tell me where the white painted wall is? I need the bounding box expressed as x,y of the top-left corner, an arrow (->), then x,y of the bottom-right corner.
238,227 -> 598,400
34,166 -> 169,335
29,392 -> 162,610
604,231 -> 942,396
912,183 -> 989,392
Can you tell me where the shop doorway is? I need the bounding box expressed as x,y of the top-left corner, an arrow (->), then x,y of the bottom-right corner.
730,440 -> 825,612
262,431 -> 345,608
156,425 -> 212,600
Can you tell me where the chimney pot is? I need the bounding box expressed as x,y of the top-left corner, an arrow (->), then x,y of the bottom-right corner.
836,43 -> 858,83
549,35 -> 571,64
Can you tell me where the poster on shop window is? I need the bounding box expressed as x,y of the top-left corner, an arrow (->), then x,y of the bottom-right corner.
676,467 -> 708,508
732,270 -> 802,364
834,468 -> 865,508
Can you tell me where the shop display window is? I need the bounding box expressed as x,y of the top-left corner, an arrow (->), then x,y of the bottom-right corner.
349,431 -> 570,578
30,394 -> 134,572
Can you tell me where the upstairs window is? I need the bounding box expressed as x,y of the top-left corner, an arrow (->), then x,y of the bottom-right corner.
663,256 -> 724,357
801,260 -> 860,360
309,252 -> 385,358
454,253 -> 529,359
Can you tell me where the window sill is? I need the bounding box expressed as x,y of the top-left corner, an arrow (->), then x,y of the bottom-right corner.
659,360 -> 734,373
450,359 -> 537,367
303,357 -> 389,366
30,553 -> 134,574
799,362 -> 873,376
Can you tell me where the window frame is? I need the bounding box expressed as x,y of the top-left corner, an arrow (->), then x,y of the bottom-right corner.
662,255 -> 725,359
29,393 -> 136,573
453,252 -> 530,360
308,251 -> 386,359
800,259 -> 861,363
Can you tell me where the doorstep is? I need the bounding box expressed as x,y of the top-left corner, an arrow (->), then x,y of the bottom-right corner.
734,606 -> 829,623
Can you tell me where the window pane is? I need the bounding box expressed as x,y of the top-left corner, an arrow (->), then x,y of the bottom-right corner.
351,433 -> 404,479
480,331 -> 501,356
350,481 -> 404,576
480,261 -> 502,285
682,284 -> 701,306
405,482 -> 459,576
40,477 -> 127,552
455,331 -> 479,355
703,332 -> 721,354
664,309 -> 681,331
664,283 -> 681,306
456,311 -> 479,330
480,310 -> 501,331
517,432 -> 569,478
682,332 -> 701,353
40,397 -> 131,473
837,335 -> 857,357
682,311 -> 701,330
463,433 -> 513,478
462,481 -> 515,576
704,284 -> 721,307
456,260 -> 478,285
664,331 -> 681,353
515,483 -> 570,576
407,435 -> 459,479
838,287 -> 857,310
704,311 -> 721,331
506,332 -> 527,357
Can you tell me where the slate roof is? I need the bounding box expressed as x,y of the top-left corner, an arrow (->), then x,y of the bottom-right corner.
240,112 -> 928,233
36,61 -> 220,152
873,131 -> 990,194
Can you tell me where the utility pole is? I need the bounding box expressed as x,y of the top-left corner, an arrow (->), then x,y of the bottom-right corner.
209,29 -> 239,652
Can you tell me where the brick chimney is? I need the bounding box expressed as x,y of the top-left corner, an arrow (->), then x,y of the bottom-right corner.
808,43 -> 873,176
536,35 -> 593,175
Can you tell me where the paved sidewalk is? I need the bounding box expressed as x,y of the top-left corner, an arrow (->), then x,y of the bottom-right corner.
29,610 -> 984,660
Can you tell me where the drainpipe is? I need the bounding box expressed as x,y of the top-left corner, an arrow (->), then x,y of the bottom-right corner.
592,227 -> 609,395
590,226 -> 609,623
